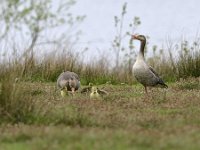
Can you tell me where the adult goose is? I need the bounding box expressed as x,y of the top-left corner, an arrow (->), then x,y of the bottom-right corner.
57,71 -> 80,96
131,34 -> 168,93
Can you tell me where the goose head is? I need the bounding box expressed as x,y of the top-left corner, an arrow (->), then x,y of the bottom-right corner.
131,34 -> 146,58
131,34 -> 146,42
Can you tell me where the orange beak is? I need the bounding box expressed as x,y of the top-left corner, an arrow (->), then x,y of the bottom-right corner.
71,88 -> 75,95
131,34 -> 139,39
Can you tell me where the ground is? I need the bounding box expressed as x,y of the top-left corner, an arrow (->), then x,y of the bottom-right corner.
0,78 -> 200,150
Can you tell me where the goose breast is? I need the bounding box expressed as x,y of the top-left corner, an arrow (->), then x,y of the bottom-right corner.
133,60 -> 159,86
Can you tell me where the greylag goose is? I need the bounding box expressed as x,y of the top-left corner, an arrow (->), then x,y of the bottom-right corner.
131,34 -> 168,93
57,71 -> 80,96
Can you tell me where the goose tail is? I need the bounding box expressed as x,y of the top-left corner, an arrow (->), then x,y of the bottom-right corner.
158,79 -> 168,88
161,83 -> 168,88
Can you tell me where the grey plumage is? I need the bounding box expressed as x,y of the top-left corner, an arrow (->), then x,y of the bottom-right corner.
57,71 -> 80,96
131,34 -> 168,93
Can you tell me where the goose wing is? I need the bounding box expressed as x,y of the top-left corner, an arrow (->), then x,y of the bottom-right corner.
69,71 -> 80,81
149,66 -> 160,78
97,88 -> 108,95
63,71 -> 80,81
149,66 -> 168,88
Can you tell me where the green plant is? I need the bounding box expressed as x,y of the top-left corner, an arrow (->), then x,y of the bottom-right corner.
0,77 -> 36,123
0,0 -> 85,78
111,3 -> 141,72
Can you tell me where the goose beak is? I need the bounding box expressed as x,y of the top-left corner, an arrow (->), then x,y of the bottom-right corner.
131,34 -> 138,39
71,88 -> 75,95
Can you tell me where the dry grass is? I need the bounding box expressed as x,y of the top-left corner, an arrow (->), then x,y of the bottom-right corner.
0,77 -> 200,150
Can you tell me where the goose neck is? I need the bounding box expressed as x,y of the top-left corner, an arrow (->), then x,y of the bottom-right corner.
137,40 -> 146,60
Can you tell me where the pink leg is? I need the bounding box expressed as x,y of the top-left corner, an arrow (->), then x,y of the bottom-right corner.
144,86 -> 147,94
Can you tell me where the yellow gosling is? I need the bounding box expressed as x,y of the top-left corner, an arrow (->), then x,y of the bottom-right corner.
60,89 -> 68,97
90,86 -> 100,99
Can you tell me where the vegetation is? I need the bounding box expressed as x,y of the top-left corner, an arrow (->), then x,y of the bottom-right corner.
0,79 -> 200,149
0,1 -> 200,150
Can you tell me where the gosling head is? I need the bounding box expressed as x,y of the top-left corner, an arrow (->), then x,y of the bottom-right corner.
90,86 -> 100,98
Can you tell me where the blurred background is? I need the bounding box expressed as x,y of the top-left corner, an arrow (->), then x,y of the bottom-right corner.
0,0 -> 200,84
72,0 -> 200,53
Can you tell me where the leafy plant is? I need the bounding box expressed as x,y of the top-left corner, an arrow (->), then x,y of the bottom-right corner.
111,3 -> 141,72
0,0 -> 85,77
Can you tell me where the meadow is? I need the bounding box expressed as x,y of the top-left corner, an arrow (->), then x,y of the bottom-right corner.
0,34 -> 200,150
0,77 -> 200,150
0,36 -> 199,149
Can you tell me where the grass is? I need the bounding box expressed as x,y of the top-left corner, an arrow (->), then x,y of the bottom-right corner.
1,124 -> 200,150
0,78 -> 200,150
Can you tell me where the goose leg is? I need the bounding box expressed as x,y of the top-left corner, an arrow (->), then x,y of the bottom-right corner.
144,86 -> 147,93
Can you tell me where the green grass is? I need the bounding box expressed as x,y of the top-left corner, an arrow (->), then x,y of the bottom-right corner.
0,124 -> 200,150
0,78 -> 200,150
